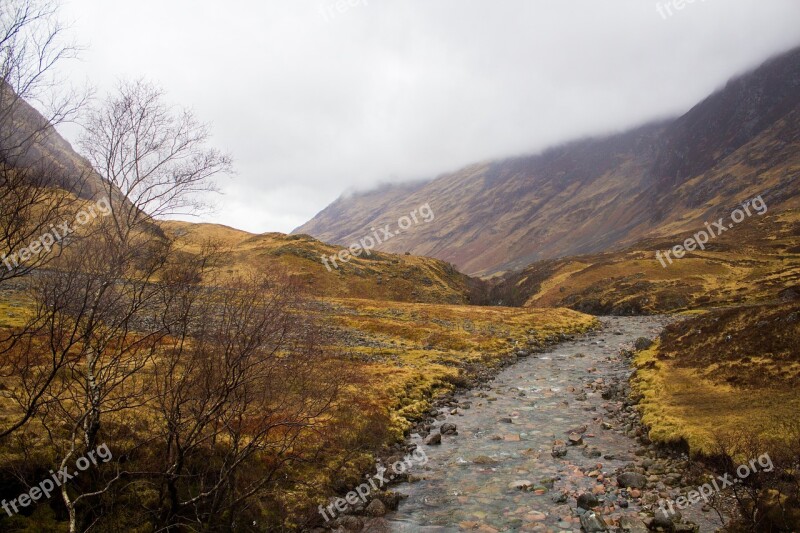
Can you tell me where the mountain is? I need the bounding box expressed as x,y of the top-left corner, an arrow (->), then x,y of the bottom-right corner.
0,87 -> 107,200
294,46 -> 800,276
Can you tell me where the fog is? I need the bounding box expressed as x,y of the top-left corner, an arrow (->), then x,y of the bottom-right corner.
57,0 -> 800,233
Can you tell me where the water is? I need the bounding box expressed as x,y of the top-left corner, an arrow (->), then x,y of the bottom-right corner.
385,316 -> 671,533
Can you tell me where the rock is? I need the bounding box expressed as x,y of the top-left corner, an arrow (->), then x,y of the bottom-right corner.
634,337 -> 653,350
577,492 -> 600,510
333,515 -> 364,531
472,455 -> 498,465
567,433 -> 584,445
580,511 -> 609,532
376,491 -> 404,511
499,417 -> 514,423
440,423 -> 457,435
551,491 -> 568,504
364,499 -> 387,517
361,518 -> 392,533
508,480 -> 533,491
425,433 -> 441,446
617,472 -> 648,489
619,516 -> 649,532
582,447 -> 602,458
551,444 -> 568,458
651,513 -> 675,531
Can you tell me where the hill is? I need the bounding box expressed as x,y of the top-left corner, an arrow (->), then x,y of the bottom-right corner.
294,46 -> 800,276
159,220 -> 477,304
485,208 -> 800,314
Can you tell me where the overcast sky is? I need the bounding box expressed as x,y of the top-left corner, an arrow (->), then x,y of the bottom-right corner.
55,0 -> 800,234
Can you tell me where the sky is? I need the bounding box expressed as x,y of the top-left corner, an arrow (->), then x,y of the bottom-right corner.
54,0 -> 800,234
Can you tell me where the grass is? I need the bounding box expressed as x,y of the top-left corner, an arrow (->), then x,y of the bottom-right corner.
315,298 -> 598,437
159,221 -> 475,305
632,302 -> 800,456
491,209 -> 800,314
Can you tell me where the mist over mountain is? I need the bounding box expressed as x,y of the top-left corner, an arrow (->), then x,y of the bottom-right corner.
294,46 -> 800,276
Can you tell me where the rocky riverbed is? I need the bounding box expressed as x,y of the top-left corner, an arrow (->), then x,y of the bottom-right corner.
319,316 -> 732,532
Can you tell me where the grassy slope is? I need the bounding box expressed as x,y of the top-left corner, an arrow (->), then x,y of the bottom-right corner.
490,209 -> 800,314
160,220 -> 475,305
632,301 -> 800,456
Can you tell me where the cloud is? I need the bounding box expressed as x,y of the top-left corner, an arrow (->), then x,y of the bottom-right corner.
56,0 -> 800,233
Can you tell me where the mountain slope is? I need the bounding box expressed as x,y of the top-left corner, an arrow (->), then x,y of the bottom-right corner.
484,208 -> 800,314
159,220 -> 476,304
294,46 -> 800,276
0,90 -> 107,200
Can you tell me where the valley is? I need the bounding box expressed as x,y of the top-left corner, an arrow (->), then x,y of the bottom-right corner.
0,6 -> 797,531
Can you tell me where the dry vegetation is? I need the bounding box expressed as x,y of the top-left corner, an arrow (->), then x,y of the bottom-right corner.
489,209 -> 800,314
160,220 -> 476,305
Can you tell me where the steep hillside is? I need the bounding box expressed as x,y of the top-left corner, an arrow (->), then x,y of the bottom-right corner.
160,221 -> 477,304
294,46 -> 800,276
486,209 -> 800,314
0,89 -> 107,200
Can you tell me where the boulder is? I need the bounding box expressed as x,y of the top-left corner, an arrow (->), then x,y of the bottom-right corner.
577,492 -> 600,510
440,422 -> 457,435
425,432 -> 441,446
580,511 -> 609,532
617,472 -> 648,489
364,499 -> 387,517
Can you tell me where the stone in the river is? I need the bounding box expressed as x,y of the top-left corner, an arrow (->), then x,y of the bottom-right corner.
577,492 -> 600,510
580,510 -> 608,532
618,516 -> 648,532
440,422 -> 457,435
651,512 -> 678,531
551,491 -> 568,504
472,455 -> 498,465
567,433 -> 584,446
375,491 -> 404,511
508,480 -> 533,491
364,499 -> 387,517
617,472 -> 648,489
425,432 -> 441,445
582,447 -> 602,458
551,443 -> 568,458
361,518 -> 392,533
334,515 -> 363,530
499,417 -> 514,423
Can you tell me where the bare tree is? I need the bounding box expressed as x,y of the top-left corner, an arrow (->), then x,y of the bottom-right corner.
140,270 -> 341,531
0,0 -> 88,284
80,78 -> 231,238
0,80 -> 231,532
0,0 -> 91,442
